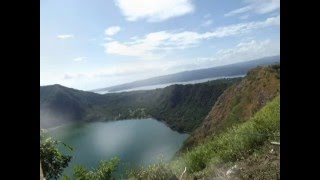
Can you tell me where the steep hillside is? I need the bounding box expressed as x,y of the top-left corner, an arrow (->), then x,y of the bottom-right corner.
40,85 -> 105,128
183,64 -> 280,149
129,96 -> 280,179
93,56 -> 279,93
40,78 -> 241,132
179,96 -> 280,179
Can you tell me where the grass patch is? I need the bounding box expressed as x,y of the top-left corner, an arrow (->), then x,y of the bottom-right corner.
177,95 -> 280,173
127,160 -> 178,180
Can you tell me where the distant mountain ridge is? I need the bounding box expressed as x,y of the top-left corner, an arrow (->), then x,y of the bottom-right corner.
41,78 -> 241,132
93,56 -> 279,93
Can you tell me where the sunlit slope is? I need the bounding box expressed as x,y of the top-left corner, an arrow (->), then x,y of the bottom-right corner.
178,96 -> 280,172
183,64 -> 280,149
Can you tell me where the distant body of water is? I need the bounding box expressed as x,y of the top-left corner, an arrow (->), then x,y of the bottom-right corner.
95,75 -> 245,94
48,118 -> 189,177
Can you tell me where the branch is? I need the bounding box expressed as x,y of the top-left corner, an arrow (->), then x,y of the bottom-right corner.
179,167 -> 187,180
270,141 -> 280,145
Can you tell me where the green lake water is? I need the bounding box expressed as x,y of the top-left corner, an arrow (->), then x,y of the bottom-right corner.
48,118 -> 189,177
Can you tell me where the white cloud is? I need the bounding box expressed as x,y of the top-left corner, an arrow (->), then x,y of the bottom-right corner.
103,31 -> 202,59
201,19 -> 213,27
195,39 -> 280,67
62,39 -> 279,90
251,0 -> 280,14
105,26 -> 121,36
43,39 -> 279,90
264,15 -> 280,26
225,0 -> 280,17
103,16 -> 279,58
104,41 -> 156,58
216,39 -> 279,61
57,34 -> 74,39
73,57 -> 87,62
104,37 -> 113,41
115,0 -> 194,22
60,61 -> 179,90
62,60 -> 178,80
225,6 -> 252,17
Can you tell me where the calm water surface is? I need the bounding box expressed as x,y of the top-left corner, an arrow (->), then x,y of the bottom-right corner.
48,118 -> 189,177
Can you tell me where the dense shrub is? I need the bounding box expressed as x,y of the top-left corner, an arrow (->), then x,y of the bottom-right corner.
40,130 -> 73,180
63,157 -> 120,180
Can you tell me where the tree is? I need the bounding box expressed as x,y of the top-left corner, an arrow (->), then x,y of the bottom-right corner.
63,157 -> 120,180
40,129 -> 73,180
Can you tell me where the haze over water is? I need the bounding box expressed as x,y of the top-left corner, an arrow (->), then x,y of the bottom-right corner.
48,118 -> 189,177
95,75 -> 245,94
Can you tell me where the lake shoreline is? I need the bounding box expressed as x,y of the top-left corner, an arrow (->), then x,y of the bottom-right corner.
44,117 -> 190,134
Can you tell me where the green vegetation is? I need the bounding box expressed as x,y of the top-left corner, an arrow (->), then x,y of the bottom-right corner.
181,96 -> 280,173
127,160 -> 178,180
42,94 -> 279,179
41,65 -> 280,179
41,78 -> 241,132
40,130 -> 73,180
128,96 -> 279,179
41,129 -> 120,180
183,64 -> 280,148
63,158 -> 120,180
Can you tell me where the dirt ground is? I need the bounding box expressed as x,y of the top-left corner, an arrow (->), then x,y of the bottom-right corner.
236,142 -> 280,180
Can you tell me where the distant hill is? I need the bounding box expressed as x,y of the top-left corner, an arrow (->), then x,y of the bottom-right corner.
40,78 -> 241,132
40,84 -> 105,128
93,56 -> 279,93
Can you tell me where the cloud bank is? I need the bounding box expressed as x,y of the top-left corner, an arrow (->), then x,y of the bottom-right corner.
57,34 -> 74,39
103,16 -> 280,58
115,0 -> 194,22
225,0 -> 280,17
105,26 -> 121,36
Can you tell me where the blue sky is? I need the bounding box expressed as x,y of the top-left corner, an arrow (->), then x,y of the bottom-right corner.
40,0 -> 280,90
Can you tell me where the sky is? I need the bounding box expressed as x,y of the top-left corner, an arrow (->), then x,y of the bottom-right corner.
40,0 -> 280,90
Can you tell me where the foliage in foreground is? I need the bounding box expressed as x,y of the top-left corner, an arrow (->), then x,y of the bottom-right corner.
40,130 -> 73,180
180,95 -> 280,173
63,157 -> 120,180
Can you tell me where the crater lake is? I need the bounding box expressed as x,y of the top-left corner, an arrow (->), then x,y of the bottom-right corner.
47,118 -> 189,177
